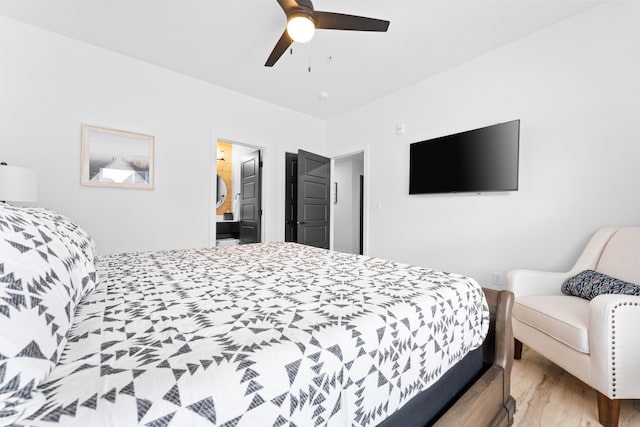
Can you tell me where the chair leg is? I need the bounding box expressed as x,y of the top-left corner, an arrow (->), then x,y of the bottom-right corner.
513,339 -> 523,360
597,391 -> 621,427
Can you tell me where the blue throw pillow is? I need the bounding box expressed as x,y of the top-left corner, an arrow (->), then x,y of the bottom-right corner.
562,270 -> 640,300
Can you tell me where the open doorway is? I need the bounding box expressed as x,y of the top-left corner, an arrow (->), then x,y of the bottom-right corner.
212,140 -> 263,246
332,152 -> 364,255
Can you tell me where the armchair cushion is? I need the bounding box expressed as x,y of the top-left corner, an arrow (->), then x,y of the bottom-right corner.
562,270 -> 640,301
513,295 -> 589,353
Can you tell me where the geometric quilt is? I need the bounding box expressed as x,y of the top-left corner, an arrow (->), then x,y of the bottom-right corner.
13,242 -> 489,426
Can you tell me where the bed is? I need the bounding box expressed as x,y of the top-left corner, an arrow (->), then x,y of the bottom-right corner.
0,204 -> 514,426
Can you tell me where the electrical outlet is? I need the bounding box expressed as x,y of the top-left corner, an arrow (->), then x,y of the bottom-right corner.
493,272 -> 505,287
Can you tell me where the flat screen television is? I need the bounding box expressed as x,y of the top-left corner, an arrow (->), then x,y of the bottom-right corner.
409,119 -> 520,195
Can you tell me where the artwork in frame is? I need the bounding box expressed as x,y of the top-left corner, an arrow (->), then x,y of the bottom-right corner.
81,124 -> 154,189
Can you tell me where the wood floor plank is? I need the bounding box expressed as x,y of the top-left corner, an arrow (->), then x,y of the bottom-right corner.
511,347 -> 640,426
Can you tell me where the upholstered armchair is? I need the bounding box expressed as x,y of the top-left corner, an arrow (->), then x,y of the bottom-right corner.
505,227 -> 640,427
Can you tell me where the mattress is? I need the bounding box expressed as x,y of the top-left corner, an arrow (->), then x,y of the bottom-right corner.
16,242 -> 489,426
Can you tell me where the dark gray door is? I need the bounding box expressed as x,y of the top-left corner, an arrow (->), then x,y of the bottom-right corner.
239,150 -> 261,244
359,174 -> 364,255
285,152 -> 298,242
297,150 -> 330,249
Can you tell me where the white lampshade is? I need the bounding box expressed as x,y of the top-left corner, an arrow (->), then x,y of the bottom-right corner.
287,14 -> 315,43
0,164 -> 38,203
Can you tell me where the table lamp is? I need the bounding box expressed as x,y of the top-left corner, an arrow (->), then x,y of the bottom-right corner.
0,162 -> 38,204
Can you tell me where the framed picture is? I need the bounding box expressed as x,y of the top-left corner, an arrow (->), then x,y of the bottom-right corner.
81,124 -> 154,189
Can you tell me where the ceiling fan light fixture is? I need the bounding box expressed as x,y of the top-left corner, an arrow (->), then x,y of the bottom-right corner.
287,14 -> 315,43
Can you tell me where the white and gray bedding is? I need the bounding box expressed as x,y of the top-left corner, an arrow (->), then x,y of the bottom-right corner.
1,205 -> 489,427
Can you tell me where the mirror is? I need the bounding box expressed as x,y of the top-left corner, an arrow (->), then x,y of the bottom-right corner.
216,174 -> 227,208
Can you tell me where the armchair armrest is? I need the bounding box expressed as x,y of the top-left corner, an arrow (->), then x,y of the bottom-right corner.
589,294 -> 640,399
505,269 -> 569,297
505,227 -> 619,299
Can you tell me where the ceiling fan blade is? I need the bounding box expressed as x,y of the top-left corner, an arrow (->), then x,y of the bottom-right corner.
314,11 -> 389,32
265,30 -> 294,67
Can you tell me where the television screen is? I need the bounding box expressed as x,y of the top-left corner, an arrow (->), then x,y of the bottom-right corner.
409,120 -> 520,194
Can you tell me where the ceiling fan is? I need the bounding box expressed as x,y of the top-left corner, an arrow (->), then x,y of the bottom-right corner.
265,0 -> 390,67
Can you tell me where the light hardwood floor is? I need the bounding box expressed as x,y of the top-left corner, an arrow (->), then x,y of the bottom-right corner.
511,346 -> 640,426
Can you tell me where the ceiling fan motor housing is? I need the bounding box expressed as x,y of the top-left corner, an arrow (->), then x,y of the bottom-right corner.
292,0 -> 315,17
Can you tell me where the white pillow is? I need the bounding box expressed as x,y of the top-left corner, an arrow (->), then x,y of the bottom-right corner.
0,204 -> 96,423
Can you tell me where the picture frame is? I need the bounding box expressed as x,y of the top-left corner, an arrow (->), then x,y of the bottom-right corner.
81,124 -> 154,190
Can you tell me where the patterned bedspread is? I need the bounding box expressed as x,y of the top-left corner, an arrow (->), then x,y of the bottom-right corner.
17,242 -> 489,427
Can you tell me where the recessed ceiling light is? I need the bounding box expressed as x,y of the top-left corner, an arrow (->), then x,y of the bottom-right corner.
319,91 -> 330,101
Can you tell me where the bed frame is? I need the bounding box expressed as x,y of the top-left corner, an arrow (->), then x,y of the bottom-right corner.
433,288 -> 516,426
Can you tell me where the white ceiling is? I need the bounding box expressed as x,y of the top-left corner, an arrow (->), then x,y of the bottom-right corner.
0,0 -> 602,119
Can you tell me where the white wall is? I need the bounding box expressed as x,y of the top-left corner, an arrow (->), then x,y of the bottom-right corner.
327,1 -> 640,288
333,157 -> 355,253
0,17 -> 326,254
